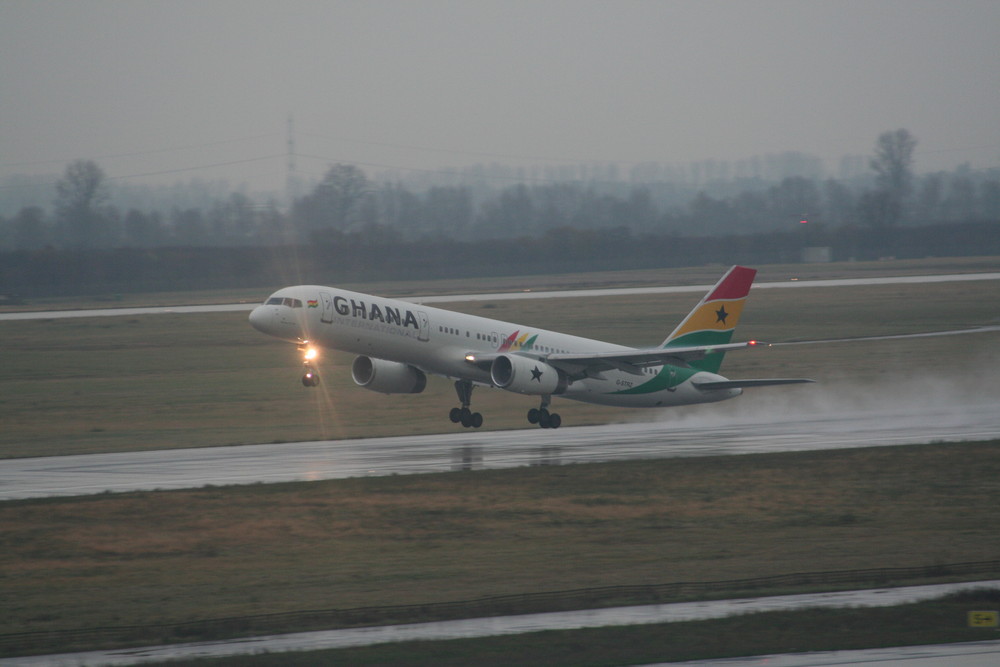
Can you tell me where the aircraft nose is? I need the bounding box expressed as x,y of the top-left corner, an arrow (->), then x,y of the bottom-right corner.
249,303 -> 304,342
248,305 -> 272,334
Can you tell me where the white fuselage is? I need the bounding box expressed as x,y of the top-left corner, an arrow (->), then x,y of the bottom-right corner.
248,285 -> 740,408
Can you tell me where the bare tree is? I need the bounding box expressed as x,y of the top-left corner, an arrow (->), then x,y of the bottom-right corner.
54,160 -> 113,247
862,129 -> 918,233
293,164 -> 370,233
870,129 -> 917,201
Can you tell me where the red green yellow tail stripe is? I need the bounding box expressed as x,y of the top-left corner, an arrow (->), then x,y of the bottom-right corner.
662,265 -> 757,373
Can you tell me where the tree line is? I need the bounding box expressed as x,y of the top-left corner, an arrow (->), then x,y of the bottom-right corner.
2,219 -> 997,300
2,130 -> 998,252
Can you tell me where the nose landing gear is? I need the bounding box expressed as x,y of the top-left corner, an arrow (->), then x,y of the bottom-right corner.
299,344 -> 320,387
302,368 -> 320,387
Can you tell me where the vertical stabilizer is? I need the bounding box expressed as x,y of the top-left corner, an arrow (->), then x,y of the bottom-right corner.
662,266 -> 757,373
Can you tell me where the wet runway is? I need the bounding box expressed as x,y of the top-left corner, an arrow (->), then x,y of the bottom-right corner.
3,402 -> 998,500
8,580 -> 1000,666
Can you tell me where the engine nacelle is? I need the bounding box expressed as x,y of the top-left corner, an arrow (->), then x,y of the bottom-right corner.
490,354 -> 567,396
351,356 -> 427,394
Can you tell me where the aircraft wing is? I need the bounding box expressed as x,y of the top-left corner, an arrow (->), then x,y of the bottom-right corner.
692,378 -> 816,389
466,341 -> 763,380
545,342 -> 757,377
467,342 -> 814,386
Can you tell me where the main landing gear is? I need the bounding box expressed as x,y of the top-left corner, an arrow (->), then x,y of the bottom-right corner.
527,396 -> 561,429
448,383 -> 561,430
449,380 -> 483,428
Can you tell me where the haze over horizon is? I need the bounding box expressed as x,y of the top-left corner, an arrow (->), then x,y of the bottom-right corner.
2,0 -> 998,196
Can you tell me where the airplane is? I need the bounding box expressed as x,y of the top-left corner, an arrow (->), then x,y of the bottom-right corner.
248,265 -> 814,429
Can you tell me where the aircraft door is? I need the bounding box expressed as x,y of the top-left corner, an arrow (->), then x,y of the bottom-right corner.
319,292 -> 335,324
417,311 -> 430,342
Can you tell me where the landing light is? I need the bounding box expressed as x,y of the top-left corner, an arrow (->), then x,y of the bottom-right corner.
304,347 -> 319,361
465,354 -> 477,362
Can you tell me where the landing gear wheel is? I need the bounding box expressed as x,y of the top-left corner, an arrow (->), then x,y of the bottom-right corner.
451,381 -> 483,428
302,371 -> 320,387
460,409 -> 483,428
529,396 -> 561,428
528,408 -> 562,428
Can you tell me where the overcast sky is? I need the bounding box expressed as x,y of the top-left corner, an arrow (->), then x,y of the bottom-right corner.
2,0 -> 998,194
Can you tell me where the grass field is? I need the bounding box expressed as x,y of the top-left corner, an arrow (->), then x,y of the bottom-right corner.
1,259 -> 998,458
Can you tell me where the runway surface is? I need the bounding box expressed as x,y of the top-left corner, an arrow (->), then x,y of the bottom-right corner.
2,271 -> 998,321
3,401 -> 998,500
8,580 -> 1000,666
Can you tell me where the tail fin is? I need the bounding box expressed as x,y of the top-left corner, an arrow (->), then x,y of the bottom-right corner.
662,265 -> 757,373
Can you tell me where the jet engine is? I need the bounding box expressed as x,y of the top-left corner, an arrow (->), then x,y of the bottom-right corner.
351,356 -> 427,394
490,354 -> 567,395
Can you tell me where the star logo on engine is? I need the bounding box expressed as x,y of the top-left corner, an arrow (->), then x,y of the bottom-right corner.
531,366 -> 543,382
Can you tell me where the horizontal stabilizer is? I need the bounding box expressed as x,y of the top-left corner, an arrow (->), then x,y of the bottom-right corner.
694,378 -> 816,390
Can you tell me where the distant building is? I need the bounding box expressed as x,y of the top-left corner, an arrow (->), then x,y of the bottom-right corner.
801,246 -> 832,263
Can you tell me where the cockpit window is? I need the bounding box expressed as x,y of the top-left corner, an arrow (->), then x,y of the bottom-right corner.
265,297 -> 303,307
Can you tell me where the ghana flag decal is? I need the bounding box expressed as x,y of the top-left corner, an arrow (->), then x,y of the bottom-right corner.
661,265 -> 757,373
